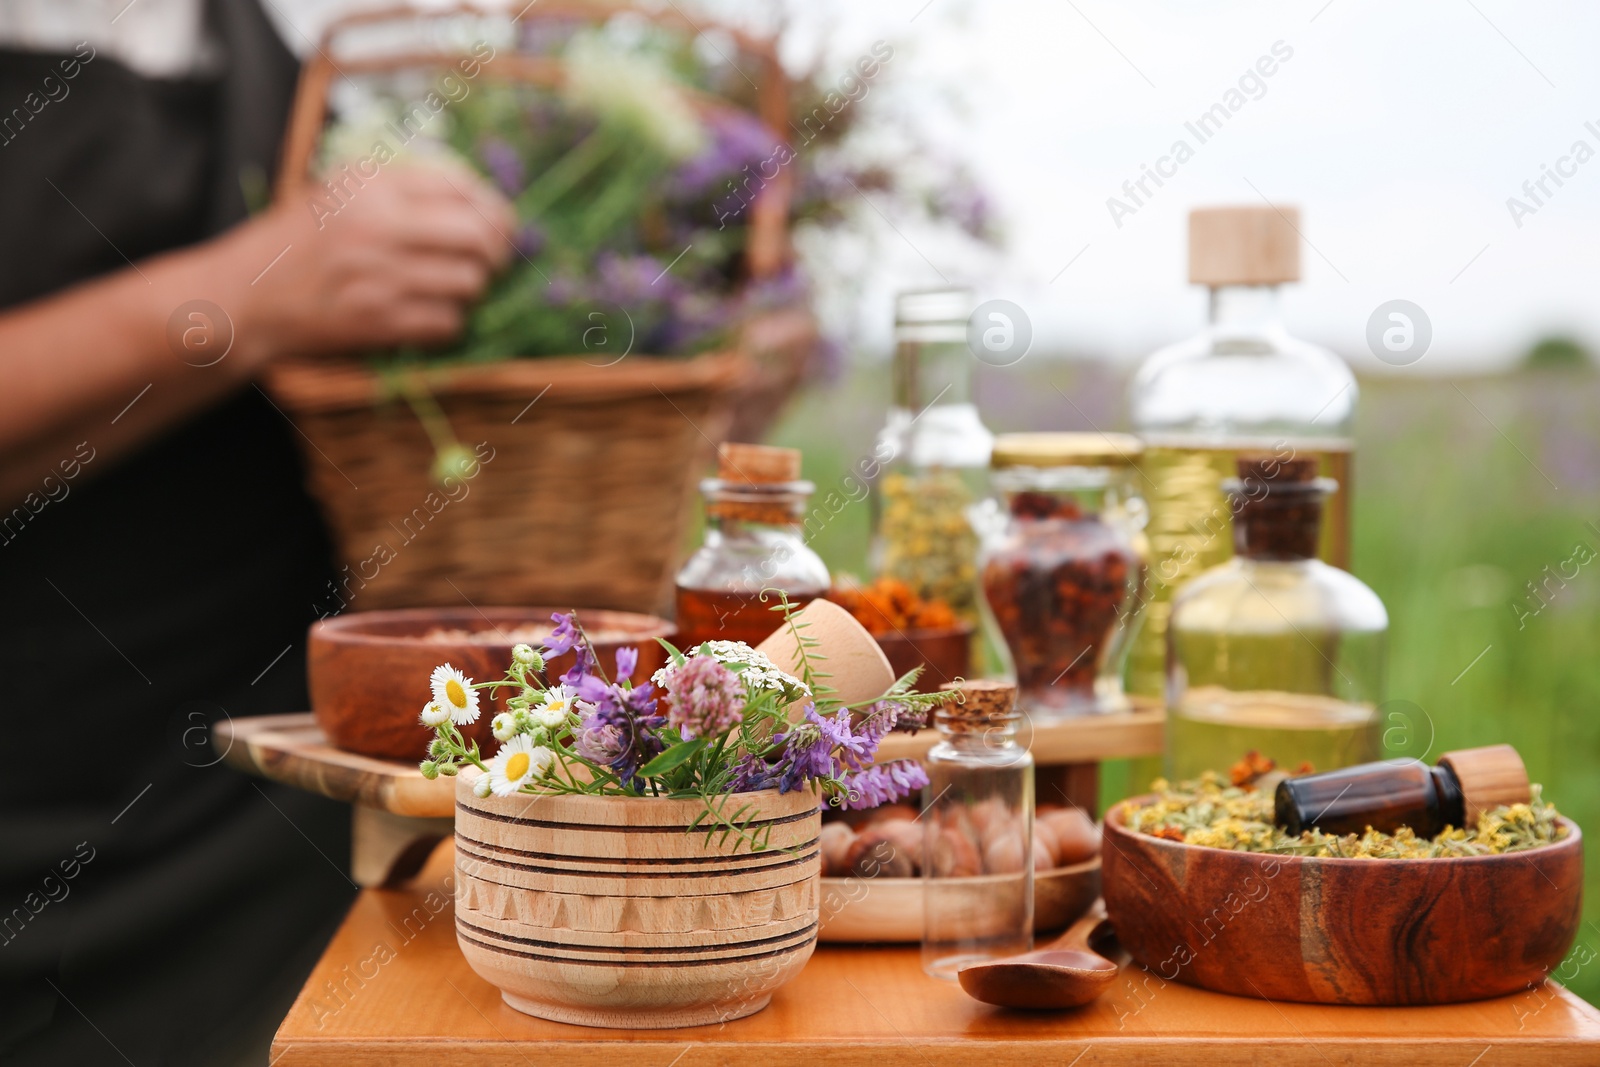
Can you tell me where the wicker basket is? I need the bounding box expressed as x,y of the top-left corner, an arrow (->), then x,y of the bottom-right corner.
266,4 -> 809,612
268,354 -> 744,612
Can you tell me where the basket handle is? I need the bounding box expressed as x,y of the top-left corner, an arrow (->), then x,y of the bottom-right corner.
275,2 -> 793,278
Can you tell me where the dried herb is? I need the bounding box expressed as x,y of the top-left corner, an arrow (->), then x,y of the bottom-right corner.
980,491 -> 1142,710
827,577 -> 959,635
878,469 -> 982,621
1123,772 -> 1568,859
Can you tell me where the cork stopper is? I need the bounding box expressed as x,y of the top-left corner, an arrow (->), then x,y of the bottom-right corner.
718,443 -> 801,486
1236,453 -> 1319,488
1438,744 -> 1531,824
1189,205 -> 1301,286
935,679 -> 1019,733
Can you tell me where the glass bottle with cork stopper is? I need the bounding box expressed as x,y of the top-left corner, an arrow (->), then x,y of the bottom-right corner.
1126,205 -> 1358,699
674,443 -> 829,650
873,288 -> 994,627
1276,744 -> 1530,837
921,679 -> 1034,980
1165,453 -> 1387,781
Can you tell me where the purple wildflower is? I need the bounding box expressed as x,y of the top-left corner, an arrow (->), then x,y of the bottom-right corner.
729,752 -> 779,793
541,612 -> 580,657
560,641 -> 595,687
479,136 -> 526,197
663,655 -> 746,740
855,701 -> 902,748
674,110 -> 776,196
576,677 -> 665,788
768,705 -> 843,794
839,760 -> 929,811
814,706 -> 874,772
515,222 -> 546,258
615,646 -> 638,680
594,252 -> 676,307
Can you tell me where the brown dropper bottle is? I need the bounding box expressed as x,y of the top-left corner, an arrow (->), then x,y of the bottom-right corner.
1274,744 -> 1530,837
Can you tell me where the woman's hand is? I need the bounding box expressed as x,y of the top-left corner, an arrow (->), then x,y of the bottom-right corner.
225,161 -> 517,365
0,159 -> 517,496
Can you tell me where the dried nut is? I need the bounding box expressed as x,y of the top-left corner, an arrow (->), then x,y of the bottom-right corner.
930,826 -> 983,877
1032,821 -> 1062,868
872,819 -> 925,872
968,797 -> 1009,836
866,803 -> 919,825
1040,808 -> 1100,865
982,831 -> 1028,874
819,822 -> 857,877
843,830 -> 916,879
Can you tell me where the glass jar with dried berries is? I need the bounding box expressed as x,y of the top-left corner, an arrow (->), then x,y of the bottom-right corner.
979,433 -> 1148,720
674,444 -> 829,650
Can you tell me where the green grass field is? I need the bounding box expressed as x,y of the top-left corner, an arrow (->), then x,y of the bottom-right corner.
770,363 -> 1600,1004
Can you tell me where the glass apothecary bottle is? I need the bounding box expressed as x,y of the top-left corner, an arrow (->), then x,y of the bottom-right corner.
922,679 -> 1033,980
1126,205 -> 1357,699
1165,454 -> 1387,781
873,288 -> 993,625
674,443 -> 829,649
978,433 -> 1148,719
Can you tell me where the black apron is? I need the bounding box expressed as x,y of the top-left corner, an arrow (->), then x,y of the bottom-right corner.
0,3 -> 355,1063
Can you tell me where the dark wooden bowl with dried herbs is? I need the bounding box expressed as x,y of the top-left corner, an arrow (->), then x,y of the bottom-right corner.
1101,791 -> 1582,1005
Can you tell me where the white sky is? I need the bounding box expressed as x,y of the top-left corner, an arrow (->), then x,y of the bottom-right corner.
270,0 -> 1600,372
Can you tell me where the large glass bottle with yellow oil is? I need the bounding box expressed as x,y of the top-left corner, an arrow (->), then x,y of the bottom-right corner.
1125,206 -> 1356,699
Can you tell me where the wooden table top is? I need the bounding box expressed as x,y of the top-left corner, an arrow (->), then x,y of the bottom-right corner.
272,844 -> 1600,1066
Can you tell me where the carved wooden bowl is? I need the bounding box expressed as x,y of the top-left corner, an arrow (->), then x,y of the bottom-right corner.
309,607 -> 673,761
1102,797 -> 1583,1005
453,779 -> 820,1028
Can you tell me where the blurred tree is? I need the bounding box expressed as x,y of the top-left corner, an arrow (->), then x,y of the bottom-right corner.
1522,335 -> 1594,370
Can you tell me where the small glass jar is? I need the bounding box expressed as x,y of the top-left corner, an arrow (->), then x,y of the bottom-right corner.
978,433 -> 1148,719
1165,454 -> 1387,781
922,679 -> 1033,980
872,288 -> 994,625
674,444 -> 829,650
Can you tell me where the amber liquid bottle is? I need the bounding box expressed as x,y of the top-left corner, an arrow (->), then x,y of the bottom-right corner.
1126,206 -> 1357,699
674,443 -> 829,650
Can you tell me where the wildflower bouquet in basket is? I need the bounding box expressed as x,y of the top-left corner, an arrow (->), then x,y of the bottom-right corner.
420,604 -> 954,846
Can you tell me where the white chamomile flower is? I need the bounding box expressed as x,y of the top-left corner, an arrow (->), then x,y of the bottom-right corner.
420,701 -> 450,728
486,735 -> 555,796
431,663 -> 480,725
473,773 -> 494,799
491,712 -> 518,742
533,686 -> 578,728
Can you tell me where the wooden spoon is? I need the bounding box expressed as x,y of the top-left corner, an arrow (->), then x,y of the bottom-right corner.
956,902 -> 1118,1009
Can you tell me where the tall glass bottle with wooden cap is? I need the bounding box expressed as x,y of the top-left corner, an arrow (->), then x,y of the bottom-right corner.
873,288 -> 994,626
674,443 -> 829,649
1126,205 -> 1357,698
1165,454 -> 1386,781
